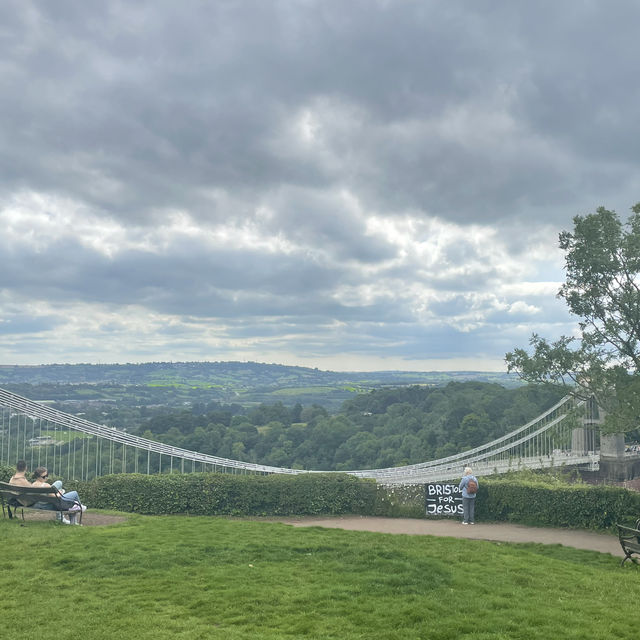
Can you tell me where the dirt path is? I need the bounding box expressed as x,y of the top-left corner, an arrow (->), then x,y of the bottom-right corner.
277,516 -> 623,556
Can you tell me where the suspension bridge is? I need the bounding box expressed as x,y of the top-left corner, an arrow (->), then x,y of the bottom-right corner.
0,387 -> 601,485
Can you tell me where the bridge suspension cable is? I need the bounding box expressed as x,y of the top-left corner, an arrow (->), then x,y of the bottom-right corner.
0,387 -> 600,484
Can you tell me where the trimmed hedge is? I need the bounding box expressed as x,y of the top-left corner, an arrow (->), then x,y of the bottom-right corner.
476,478 -> 640,530
73,472 -> 377,517
372,479 -> 640,530
373,483 -> 426,518
3,463 -> 640,530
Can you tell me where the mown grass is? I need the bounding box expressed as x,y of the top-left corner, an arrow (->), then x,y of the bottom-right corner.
0,515 -> 637,639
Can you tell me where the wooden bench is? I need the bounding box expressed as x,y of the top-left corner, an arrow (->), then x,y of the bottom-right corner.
0,481 -> 83,525
616,520 -> 640,567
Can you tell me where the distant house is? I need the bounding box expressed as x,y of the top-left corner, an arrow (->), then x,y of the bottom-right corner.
28,436 -> 56,446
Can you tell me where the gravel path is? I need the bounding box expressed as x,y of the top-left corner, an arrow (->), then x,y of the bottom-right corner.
277,516 -> 623,556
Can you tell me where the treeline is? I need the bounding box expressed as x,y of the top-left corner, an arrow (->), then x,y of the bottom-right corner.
133,382 -> 565,470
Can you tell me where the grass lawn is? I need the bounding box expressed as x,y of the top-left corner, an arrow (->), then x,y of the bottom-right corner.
0,514 -> 637,639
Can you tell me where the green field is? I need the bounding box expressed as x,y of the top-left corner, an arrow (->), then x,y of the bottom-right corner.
269,386 -> 346,396
38,429 -> 91,442
0,514 -> 637,639
0,362 -> 524,412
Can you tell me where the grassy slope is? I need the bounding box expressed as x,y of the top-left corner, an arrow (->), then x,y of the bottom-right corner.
0,515 -> 637,639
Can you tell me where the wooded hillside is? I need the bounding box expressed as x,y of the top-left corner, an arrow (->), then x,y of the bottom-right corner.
134,382 -> 565,470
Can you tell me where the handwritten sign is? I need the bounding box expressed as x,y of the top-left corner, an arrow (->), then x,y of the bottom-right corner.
425,483 -> 463,517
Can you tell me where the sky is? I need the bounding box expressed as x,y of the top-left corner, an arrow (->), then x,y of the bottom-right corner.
1,1 -> 640,372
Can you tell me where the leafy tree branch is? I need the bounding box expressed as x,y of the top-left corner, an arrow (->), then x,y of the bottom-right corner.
506,204 -> 640,433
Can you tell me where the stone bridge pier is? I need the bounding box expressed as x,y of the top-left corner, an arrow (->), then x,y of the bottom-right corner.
572,404 -> 640,481
599,432 -> 640,482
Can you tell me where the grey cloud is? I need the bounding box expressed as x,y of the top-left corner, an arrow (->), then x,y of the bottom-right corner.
266,188 -> 398,263
0,314 -> 62,335
285,321 -> 489,360
3,1 -> 638,228
1,1 -> 636,368
0,232 -> 401,322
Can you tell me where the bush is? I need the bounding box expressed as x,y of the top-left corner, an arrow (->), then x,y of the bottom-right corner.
8,465 -> 639,531
0,465 -> 13,482
476,477 -> 640,530
74,472 -> 377,516
371,475 -> 640,531
374,484 -> 426,518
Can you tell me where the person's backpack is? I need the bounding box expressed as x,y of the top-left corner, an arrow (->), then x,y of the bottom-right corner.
466,479 -> 478,495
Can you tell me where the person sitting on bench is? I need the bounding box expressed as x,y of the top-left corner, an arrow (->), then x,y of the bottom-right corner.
7,460 -> 36,517
32,466 -> 86,525
9,460 -> 31,489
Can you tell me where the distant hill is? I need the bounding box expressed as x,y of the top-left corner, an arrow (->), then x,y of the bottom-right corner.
0,361 -> 517,386
0,361 -> 521,410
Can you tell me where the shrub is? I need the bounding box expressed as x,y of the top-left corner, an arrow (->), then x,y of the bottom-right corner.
0,465 -> 13,482
371,475 -> 640,530
74,472 -> 376,516
11,466 -> 639,531
374,483 -> 425,518
476,477 -> 640,529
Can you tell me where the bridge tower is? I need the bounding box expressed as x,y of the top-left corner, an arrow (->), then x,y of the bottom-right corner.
571,395 -> 601,455
575,396 -> 640,482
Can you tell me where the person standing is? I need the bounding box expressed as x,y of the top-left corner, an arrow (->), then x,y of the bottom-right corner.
459,466 -> 478,525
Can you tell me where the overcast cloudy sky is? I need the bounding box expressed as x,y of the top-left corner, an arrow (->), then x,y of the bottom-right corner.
1,1 -> 639,372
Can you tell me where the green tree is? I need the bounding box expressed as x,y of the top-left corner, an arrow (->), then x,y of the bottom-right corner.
506,204 -> 640,433
455,412 -> 492,449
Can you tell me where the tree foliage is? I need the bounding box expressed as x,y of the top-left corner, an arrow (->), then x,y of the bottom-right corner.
131,382 -> 564,471
505,204 -> 640,433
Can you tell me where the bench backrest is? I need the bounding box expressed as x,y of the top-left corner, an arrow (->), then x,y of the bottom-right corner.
0,481 -> 64,508
616,524 -> 640,545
